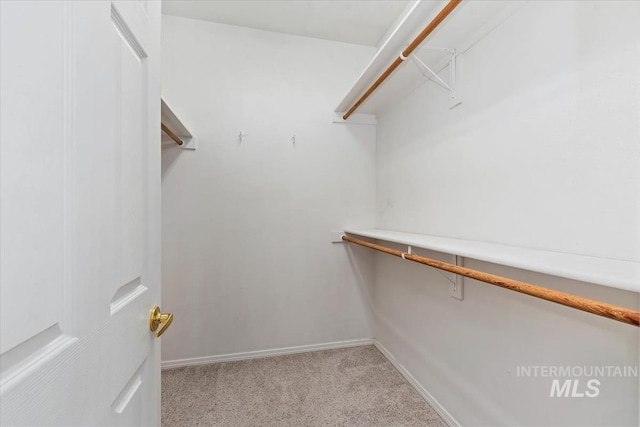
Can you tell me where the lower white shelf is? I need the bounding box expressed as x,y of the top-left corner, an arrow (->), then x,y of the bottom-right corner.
344,228 -> 640,294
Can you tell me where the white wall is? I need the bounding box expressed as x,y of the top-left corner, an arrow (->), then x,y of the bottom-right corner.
160,16 -> 376,363
377,1 -> 640,262
373,1 -> 640,426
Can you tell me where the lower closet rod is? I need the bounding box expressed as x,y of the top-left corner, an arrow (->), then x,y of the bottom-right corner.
342,235 -> 639,327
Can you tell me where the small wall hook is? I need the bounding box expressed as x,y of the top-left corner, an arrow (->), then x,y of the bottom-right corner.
238,131 -> 244,143
291,134 -> 296,145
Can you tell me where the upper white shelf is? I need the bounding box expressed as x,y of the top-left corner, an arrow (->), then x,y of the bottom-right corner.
344,228 -> 640,294
161,98 -> 196,150
335,0 -> 524,117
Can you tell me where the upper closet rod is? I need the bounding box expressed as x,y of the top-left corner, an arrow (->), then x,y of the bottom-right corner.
161,122 -> 184,146
342,0 -> 462,120
342,235 -> 640,327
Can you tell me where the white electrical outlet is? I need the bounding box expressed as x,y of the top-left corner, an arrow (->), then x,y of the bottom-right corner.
331,230 -> 345,243
450,255 -> 464,300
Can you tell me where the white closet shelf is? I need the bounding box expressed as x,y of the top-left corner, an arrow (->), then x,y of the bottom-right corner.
344,228 -> 640,293
161,98 -> 196,150
335,0 -> 524,118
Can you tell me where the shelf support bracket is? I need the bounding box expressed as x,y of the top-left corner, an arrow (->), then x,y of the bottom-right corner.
411,48 -> 462,109
404,246 -> 464,300
450,256 -> 464,300
432,254 -> 464,300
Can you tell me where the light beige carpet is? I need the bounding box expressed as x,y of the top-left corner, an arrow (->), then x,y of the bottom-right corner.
161,345 -> 447,427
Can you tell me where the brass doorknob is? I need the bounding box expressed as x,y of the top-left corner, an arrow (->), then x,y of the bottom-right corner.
149,306 -> 173,337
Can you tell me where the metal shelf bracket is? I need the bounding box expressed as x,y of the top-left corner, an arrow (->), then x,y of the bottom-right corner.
411,48 -> 462,109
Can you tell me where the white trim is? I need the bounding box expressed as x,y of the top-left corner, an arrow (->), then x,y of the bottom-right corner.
161,338 -> 374,370
374,339 -> 460,427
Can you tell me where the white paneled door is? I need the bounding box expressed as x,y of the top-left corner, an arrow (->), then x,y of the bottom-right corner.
1,1 -> 163,425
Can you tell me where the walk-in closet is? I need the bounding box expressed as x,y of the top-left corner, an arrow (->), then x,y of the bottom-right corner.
1,1 -> 638,426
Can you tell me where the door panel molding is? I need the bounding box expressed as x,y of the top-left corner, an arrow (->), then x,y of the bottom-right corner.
0,325 -> 77,395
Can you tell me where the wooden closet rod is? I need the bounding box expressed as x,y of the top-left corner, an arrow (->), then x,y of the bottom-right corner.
342,0 -> 462,120
342,235 -> 640,327
161,122 -> 183,146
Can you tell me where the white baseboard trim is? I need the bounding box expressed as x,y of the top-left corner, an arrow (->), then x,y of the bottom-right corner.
374,339 -> 460,427
162,338 -> 374,370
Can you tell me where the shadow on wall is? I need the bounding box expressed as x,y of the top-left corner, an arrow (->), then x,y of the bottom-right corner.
161,143 -> 183,181
345,242 -> 377,330
370,245 -> 640,426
